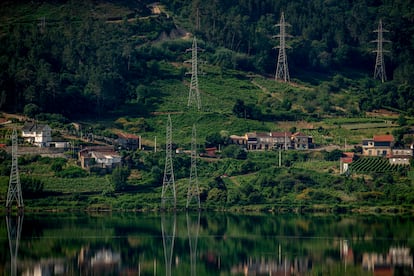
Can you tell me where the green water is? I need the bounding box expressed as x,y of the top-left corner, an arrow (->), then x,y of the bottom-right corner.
1,213 -> 413,275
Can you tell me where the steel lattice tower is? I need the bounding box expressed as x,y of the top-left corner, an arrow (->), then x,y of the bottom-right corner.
372,19 -> 389,82
6,129 -> 24,210
161,115 -> 176,210
187,36 -> 202,110
274,12 -> 291,82
186,124 -> 200,209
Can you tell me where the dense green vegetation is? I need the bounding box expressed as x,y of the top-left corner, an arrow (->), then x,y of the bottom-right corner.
0,0 -> 413,119
0,213 -> 409,275
1,213 -> 413,275
0,149 -> 412,212
0,1 -> 413,212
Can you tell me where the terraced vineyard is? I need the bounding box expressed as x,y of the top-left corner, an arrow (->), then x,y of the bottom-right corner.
349,157 -> 409,173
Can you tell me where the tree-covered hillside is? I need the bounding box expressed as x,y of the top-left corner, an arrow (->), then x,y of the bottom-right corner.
165,0 -> 414,78
0,0 -> 413,119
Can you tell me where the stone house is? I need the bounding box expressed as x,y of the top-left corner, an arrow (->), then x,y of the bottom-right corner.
292,132 -> 313,150
116,133 -> 141,151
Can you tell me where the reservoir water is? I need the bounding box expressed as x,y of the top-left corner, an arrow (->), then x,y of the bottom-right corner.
1,213 -> 413,275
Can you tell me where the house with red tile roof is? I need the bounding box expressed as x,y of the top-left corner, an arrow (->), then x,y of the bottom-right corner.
340,152 -> 355,174
362,135 -> 394,157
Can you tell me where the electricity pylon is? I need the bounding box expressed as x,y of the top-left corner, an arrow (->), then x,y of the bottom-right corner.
6,128 -> 24,210
372,19 -> 389,82
187,36 -> 202,110
6,215 -> 24,276
274,12 -> 291,82
186,124 -> 200,209
161,115 -> 176,210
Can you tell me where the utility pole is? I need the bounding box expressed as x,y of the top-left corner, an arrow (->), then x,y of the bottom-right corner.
274,12 -> 291,82
187,124 -> 200,209
186,36 -> 202,110
372,19 -> 389,82
6,129 -> 24,211
161,115 -> 176,210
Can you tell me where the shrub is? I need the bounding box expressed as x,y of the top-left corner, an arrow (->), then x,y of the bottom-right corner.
221,144 -> 247,159
21,176 -> 44,197
207,188 -> 227,204
23,103 -> 41,118
323,149 -> 343,161
19,155 -> 40,165
50,158 -> 67,172
111,166 -> 131,191
57,166 -> 88,178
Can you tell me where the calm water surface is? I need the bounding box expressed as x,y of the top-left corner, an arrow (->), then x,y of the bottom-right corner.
0,213 -> 413,275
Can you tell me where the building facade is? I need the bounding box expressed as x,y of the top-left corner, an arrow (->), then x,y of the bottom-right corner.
362,135 -> 394,157
230,131 -> 313,151
21,122 -> 52,147
116,133 -> 141,151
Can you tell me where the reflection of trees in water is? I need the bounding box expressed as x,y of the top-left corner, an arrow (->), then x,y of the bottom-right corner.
2,214 -> 413,275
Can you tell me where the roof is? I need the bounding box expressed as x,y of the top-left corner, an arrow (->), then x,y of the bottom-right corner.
255,132 -> 271,138
230,135 -> 245,139
292,132 -> 309,137
118,132 -> 140,139
79,146 -> 115,153
340,157 -> 353,163
270,132 -> 292,137
373,135 -> 394,142
91,151 -> 120,159
342,152 -> 355,158
22,122 -> 50,132
253,132 -> 293,138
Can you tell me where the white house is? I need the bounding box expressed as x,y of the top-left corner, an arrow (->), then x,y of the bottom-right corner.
21,122 -> 52,147
388,149 -> 413,165
78,147 -> 121,170
91,151 -> 121,168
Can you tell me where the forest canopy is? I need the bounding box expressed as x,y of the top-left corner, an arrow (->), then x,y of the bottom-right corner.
0,0 -> 413,118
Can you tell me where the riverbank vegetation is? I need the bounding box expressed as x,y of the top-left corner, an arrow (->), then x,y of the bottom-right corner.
0,1 -> 413,213
0,147 -> 412,213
